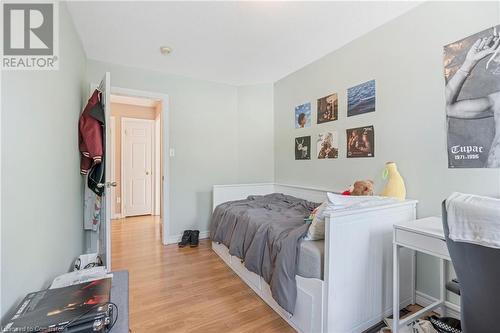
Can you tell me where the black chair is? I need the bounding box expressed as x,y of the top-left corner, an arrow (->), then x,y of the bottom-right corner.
442,200 -> 500,333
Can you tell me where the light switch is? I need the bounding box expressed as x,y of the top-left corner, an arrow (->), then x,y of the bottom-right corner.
169,148 -> 175,157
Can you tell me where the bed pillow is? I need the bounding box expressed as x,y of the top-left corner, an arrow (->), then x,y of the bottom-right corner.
327,192 -> 376,206
327,192 -> 398,210
304,202 -> 328,241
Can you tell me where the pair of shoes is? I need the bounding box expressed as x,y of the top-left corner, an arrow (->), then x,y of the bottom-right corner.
429,316 -> 461,333
178,230 -> 200,248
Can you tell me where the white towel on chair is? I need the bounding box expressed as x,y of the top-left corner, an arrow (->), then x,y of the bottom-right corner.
446,192 -> 500,249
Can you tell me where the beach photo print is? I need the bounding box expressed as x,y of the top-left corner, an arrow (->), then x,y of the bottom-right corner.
347,80 -> 376,117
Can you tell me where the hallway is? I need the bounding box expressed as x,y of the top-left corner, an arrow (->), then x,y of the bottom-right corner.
111,216 -> 293,333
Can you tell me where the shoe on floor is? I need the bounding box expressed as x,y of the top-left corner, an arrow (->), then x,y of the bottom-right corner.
178,230 -> 192,248
190,230 -> 200,247
429,316 -> 461,333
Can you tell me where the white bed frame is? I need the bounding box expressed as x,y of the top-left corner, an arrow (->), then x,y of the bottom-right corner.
212,183 -> 417,333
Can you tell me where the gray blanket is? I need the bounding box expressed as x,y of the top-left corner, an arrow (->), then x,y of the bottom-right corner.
210,193 -> 319,314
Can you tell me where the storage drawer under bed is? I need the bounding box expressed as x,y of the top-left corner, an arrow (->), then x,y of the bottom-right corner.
211,241 -> 231,264
231,256 -> 262,291
212,242 -> 262,291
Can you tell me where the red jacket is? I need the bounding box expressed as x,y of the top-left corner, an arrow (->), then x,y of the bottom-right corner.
79,90 -> 103,175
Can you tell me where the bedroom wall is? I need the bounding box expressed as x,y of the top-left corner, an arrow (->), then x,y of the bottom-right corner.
1,3 -> 87,319
274,1 -> 500,300
87,60 -> 274,240
236,84 -> 274,183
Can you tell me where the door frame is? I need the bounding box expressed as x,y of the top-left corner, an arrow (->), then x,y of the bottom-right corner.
109,116 -> 117,219
110,86 -> 170,245
121,117 -> 155,217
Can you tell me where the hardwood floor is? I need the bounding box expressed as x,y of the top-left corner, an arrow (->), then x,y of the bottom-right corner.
111,215 -> 294,333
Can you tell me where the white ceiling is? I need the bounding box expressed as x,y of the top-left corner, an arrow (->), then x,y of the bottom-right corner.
67,1 -> 421,86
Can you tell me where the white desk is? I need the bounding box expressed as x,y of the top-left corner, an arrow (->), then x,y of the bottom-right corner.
393,217 -> 454,333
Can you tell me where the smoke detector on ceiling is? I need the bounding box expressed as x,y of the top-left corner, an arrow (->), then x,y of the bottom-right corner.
160,46 -> 172,55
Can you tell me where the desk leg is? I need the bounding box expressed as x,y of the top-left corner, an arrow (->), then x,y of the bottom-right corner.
393,243 -> 400,333
411,249 -> 416,305
440,258 -> 447,315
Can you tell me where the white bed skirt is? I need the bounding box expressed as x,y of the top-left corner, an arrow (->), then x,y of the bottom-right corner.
212,183 -> 417,333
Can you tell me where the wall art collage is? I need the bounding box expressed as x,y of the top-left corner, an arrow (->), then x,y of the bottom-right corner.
294,80 -> 376,160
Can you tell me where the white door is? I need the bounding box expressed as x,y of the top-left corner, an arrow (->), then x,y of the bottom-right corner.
122,118 -> 154,216
98,72 -> 113,271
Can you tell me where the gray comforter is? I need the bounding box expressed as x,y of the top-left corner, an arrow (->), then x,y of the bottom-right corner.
210,193 -> 319,314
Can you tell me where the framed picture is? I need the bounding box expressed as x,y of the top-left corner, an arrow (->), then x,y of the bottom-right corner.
443,25 -> 500,168
295,136 -> 311,160
346,125 -> 374,158
317,93 -> 338,124
317,132 -> 338,159
295,102 -> 311,128
347,79 -> 376,117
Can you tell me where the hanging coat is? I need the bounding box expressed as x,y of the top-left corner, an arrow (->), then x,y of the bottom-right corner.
79,90 -> 104,175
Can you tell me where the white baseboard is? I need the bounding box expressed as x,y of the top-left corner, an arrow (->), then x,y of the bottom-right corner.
355,296 -> 413,333
112,214 -> 122,219
165,230 -> 209,245
415,291 -> 460,319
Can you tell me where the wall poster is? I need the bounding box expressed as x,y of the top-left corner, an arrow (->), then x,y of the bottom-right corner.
295,102 -> 311,128
317,132 -> 338,159
444,25 -> 500,168
346,125 -> 374,158
317,93 -> 338,124
295,136 -> 311,160
347,79 -> 376,117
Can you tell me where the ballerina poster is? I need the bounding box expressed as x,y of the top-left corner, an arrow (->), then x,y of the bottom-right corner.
443,25 -> 500,168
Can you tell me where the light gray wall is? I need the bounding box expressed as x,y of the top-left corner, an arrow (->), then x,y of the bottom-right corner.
87,61 -> 274,237
236,84 -> 275,183
1,3 -> 87,318
274,1 -> 500,299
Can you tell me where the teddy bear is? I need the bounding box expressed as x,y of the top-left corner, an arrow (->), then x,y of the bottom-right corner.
342,180 -> 374,196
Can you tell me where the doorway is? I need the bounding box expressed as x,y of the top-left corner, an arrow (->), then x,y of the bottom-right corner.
122,118 -> 154,216
109,91 -> 167,240
91,75 -> 170,270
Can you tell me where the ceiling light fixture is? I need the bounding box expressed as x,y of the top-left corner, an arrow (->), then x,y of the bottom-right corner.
160,46 -> 172,55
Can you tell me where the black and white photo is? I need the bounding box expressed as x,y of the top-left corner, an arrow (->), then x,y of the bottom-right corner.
295,136 -> 311,160
444,25 -> 500,168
